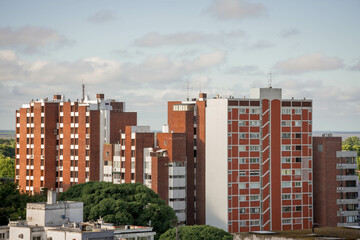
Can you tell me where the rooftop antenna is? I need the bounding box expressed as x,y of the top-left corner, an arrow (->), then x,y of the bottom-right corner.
268,70 -> 273,88
81,80 -> 85,103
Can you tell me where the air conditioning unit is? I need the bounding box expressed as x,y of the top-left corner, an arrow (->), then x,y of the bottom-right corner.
86,134 -> 90,138
16,176 -> 20,179
337,187 -> 343,191
40,187 -> 45,191
41,155 -> 45,159
31,155 -> 34,159
86,145 -> 90,150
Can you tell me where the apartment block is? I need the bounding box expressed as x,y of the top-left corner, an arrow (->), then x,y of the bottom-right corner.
167,92 -> 207,225
313,135 -> 359,227
15,93 -> 136,194
104,126 -> 188,223
206,87 -> 313,233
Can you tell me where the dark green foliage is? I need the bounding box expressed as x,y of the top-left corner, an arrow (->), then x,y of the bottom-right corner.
342,136 -> 360,174
0,181 -> 46,225
59,182 -> 177,238
0,139 -> 15,178
159,225 -> 233,240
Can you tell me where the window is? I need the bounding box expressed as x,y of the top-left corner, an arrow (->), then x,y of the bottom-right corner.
249,183 -> 260,188
239,221 -> 247,226
294,170 -> 301,175
250,171 -> 259,176
282,108 -> 291,114
281,145 -> 291,151
249,220 -> 260,226
295,145 -> 302,151
295,206 -> 302,212
239,171 -> 246,176
239,183 -> 247,189
281,157 -> 291,163
239,208 -> 246,214
295,157 -> 302,163
239,133 -> 246,139
239,158 -> 246,164
239,121 -> 246,126
294,181 -> 302,187
281,121 -> 291,126
250,158 -> 259,163
249,121 -> 260,126
282,194 -> 291,200
295,194 -> 302,199
250,133 -> 260,139
250,108 -> 259,114
282,181 -> 291,188
239,196 -> 246,201
282,219 -> 291,224
250,208 -> 260,213
282,207 -> 291,212
294,121 -> 302,127
282,170 -> 291,175
294,108 -> 302,114
282,133 -> 291,139
295,133 -> 302,139
239,108 -> 246,114
250,195 -> 260,201
249,146 -> 260,151
239,146 -> 246,151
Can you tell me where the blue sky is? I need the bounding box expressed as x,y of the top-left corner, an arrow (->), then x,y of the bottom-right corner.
0,0 -> 359,131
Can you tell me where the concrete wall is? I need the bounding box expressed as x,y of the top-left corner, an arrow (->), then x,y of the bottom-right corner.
205,98 -> 228,231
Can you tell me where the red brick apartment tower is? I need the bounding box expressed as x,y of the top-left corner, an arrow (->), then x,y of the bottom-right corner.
108,126 -> 154,184
206,88 -> 313,233
16,93 -> 136,194
313,135 -> 359,227
167,93 -> 207,225
313,135 -> 341,227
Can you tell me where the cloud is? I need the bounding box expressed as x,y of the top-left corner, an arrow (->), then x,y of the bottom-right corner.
134,30 -> 245,47
280,28 -> 300,38
275,53 -> 344,74
226,64 -> 264,75
250,40 -> 274,49
348,60 -> 360,71
207,0 -> 267,21
88,10 -> 118,23
0,26 -> 70,54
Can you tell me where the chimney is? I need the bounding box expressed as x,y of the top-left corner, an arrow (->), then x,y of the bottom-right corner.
96,94 -> 104,100
199,93 -> 207,99
47,190 -> 57,204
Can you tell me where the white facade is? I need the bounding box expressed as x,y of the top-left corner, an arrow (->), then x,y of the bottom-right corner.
205,98 -> 229,231
168,162 -> 187,223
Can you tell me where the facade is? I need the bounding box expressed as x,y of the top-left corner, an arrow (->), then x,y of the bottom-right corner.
313,135 -> 359,227
167,92 -> 207,225
15,93 -> 136,194
206,88 -> 313,233
104,126 -> 188,224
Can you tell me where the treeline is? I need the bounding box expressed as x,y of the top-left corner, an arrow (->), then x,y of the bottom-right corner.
0,139 -> 15,178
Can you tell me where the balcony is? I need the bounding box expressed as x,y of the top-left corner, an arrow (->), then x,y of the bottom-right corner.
336,163 -> 357,170
336,187 -> 358,193
337,175 -> 359,181
337,210 -> 359,217
337,199 -> 359,205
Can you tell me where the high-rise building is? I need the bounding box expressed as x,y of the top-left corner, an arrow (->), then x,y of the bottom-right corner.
206,87 -> 313,233
15,93 -> 136,194
313,135 -> 359,227
104,126 -> 188,223
167,93 -> 207,225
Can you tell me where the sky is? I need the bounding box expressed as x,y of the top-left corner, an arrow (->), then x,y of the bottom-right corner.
0,0 -> 359,131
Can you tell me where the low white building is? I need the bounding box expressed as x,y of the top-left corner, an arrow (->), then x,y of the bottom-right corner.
3,191 -> 155,240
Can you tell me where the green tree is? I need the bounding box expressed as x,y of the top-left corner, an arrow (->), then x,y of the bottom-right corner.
342,136 -> 360,176
59,182 -> 177,238
0,181 -> 46,225
0,155 -> 15,178
159,225 -> 233,240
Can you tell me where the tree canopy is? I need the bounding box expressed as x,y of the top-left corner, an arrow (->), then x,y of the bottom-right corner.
59,182 -> 177,238
159,225 -> 233,240
0,139 -> 15,178
342,136 -> 360,175
0,181 -> 46,225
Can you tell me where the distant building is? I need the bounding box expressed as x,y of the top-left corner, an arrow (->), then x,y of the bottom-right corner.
206,88 -> 313,232
313,135 -> 359,227
15,93 -> 137,194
